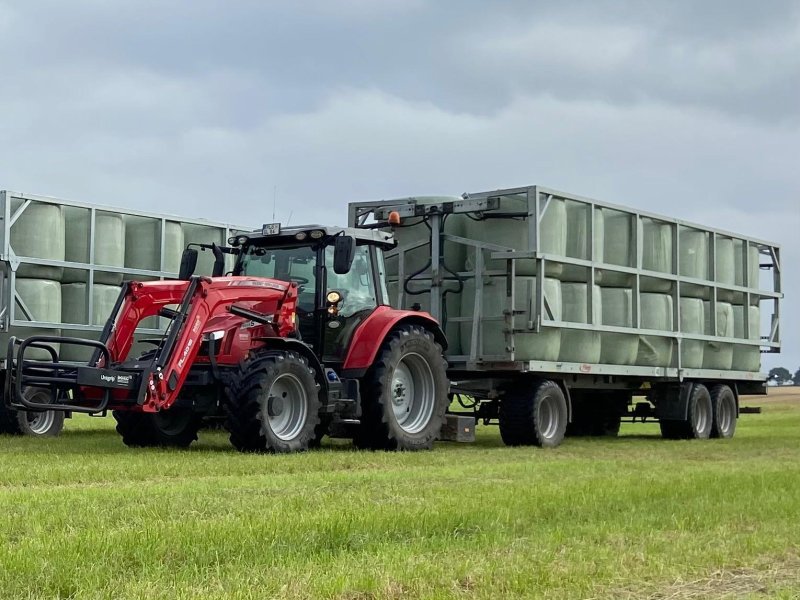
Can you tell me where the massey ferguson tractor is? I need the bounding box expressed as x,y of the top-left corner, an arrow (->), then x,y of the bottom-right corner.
4,222 -> 450,452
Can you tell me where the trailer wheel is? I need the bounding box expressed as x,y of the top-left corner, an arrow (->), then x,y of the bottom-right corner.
499,380 -> 567,448
225,350 -> 322,453
0,388 -> 64,437
355,325 -> 448,451
710,384 -> 737,439
113,408 -> 202,448
659,383 -> 712,440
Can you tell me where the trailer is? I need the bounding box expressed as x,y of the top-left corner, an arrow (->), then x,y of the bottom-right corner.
349,185 -> 782,446
0,190 -> 244,436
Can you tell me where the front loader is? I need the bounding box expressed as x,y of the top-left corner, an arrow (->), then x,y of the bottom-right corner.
4,224 -> 450,452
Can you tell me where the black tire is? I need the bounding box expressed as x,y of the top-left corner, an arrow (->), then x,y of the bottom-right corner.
225,350 -> 322,453
499,380 -> 568,448
355,325 -> 449,451
113,408 -> 202,448
710,384 -> 737,439
0,388 -> 64,437
659,383 -> 713,440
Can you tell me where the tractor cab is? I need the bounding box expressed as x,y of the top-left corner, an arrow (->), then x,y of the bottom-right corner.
226,225 -> 395,364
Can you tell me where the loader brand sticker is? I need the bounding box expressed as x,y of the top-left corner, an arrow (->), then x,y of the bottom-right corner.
227,280 -> 286,291
101,373 -> 134,385
191,316 -> 202,334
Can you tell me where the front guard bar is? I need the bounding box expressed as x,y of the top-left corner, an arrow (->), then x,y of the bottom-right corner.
5,335 -> 139,414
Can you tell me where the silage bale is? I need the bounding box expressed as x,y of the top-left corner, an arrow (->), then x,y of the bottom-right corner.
64,208 -> 125,284
732,303 -> 761,372
11,201 -> 65,280
599,287 -> 638,365
60,283 -> 121,361
558,282 -> 602,363
636,293 -> 674,367
464,194 -> 566,277
0,279 -> 61,360
640,218 -> 673,293
679,227 -> 709,299
679,297 -> 704,368
703,300 -> 734,370
734,240 -> 760,290
461,275 -> 561,361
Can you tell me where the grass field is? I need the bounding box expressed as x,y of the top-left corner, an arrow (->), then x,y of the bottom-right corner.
1,388 -> 799,599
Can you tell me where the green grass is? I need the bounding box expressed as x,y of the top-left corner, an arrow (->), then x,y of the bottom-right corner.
1,395 -> 800,599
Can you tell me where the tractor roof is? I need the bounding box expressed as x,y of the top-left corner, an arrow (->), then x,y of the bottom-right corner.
238,224 -> 395,249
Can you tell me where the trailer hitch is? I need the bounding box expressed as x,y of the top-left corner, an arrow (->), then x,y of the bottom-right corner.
4,335 -> 140,414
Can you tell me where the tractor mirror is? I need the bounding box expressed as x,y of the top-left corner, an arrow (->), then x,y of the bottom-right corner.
333,236 -> 356,274
178,248 -> 198,280
211,243 -> 225,277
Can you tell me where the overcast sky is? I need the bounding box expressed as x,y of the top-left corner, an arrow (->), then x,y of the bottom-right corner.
1,0 -> 798,369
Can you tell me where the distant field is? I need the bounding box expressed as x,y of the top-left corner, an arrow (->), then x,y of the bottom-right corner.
1,389 -> 799,599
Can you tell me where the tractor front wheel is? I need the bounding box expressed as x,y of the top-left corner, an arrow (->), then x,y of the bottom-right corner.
355,325 -> 449,451
225,350 -> 322,453
113,408 -> 202,448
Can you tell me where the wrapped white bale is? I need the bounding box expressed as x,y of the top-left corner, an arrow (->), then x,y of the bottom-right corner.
599,287 -> 638,365
60,283 -> 121,361
11,201 -> 65,280
461,276 -> 561,361
637,293 -> 674,367
386,278 -> 462,355
732,304 -> 761,372
561,202 -> 604,283
597,208 -> 635,287
64,209 -> 126,284
715,237 -> 735,286
0,279 -> 61,359
702,301 -> 734,370
641,218 -> 673,293
559,283 -> 601,363
679,297 -> 705,368
385,197 -> 467,279
126,217 -> 184,275
679,227 -> 709,299
734,241 -> 760,290
464,194 -> 566,277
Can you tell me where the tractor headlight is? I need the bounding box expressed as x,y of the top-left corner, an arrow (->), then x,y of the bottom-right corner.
326,290 -> 342,305
294,232 -> 308,241
309,229 -> 324,239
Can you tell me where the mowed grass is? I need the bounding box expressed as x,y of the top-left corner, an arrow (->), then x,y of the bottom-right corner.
1,390 -> 800,599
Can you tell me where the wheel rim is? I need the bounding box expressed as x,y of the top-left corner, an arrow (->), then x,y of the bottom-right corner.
27,410 -> 55,435
390,352 -> 435,434
265,373 -> 309,441
693,396 -> 711,435
538,396 -> 560,440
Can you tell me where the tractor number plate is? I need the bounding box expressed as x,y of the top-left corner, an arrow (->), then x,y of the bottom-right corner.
262,222 -> 281,236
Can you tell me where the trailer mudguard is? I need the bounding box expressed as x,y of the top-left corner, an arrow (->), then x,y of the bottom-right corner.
342,305 -> 447,374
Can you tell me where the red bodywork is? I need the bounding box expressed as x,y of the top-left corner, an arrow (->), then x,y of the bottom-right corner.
342,305 -> 445,371
95,276 -> 297,412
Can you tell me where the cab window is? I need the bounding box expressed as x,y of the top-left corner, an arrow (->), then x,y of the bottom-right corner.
325,245 -> 377,317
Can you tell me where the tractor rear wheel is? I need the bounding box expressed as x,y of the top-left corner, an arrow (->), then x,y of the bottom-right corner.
225,350 -> 322,453
0,388 -> 64,437
355,325 -> 448,451
113,408 -> 202,448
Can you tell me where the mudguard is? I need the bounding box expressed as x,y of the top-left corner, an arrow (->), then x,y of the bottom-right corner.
342,305 -> 447,373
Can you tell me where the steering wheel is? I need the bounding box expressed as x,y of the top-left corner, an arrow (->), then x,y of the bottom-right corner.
290,276 -> 310,285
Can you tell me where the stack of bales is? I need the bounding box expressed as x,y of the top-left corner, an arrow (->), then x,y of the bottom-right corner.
731,240 -> 762,372
125,217 -> 184,275
385,197 -> 468,355
60,208 -> 127,360
1,200 -> 66,359
677,226 -> 709,368
637,218 -> 675,367
460,193 -> 564,360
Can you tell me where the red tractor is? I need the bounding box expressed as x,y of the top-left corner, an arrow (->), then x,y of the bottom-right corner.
5,224 -> 450,452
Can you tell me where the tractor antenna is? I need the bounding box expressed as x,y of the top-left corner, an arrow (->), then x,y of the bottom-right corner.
286,210 -> 293,226
272,186 -> 277,222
